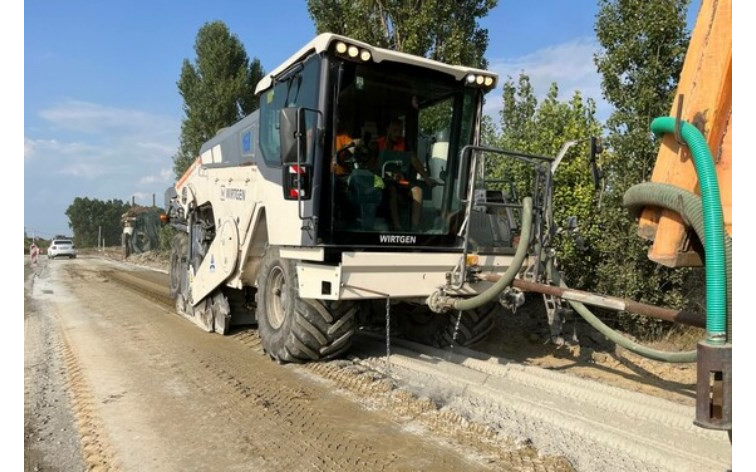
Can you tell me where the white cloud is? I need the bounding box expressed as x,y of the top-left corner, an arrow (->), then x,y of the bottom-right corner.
139,168 -> 173,185
486,37 -> 610,121
24,137 -> 35,160
39,100 -> 176,136
55,161 -> 109,179
134,141 -> 176,156
26,99 -> 181,236
24,137 -> 102,160
26,100 -> 179,183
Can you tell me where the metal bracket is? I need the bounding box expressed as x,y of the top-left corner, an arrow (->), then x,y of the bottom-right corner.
674,94 -> 687,148
695,341 -> 732,431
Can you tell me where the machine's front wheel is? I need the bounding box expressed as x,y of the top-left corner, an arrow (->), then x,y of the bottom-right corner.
256,247 -> 356,363
396,302 -> 498,348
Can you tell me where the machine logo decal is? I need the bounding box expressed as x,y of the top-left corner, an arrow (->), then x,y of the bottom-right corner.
379,234 -> 417,244
220,186 -> 246,201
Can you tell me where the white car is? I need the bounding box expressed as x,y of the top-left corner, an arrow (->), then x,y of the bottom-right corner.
48,239 -> 77,259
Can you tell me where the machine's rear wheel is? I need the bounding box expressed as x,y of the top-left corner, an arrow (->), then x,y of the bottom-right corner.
396,302 -> 498,348
169,232 -> 188,299
256,247 -> 357,363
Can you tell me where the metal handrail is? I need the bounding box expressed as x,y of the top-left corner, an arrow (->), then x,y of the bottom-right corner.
451,144 -> 551,290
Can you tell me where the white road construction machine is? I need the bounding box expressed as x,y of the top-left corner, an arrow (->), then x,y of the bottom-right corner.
164,33 -> 575,363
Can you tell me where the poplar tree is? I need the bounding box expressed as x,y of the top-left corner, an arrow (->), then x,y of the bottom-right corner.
592,0 -> 692,334
307,0 -> 497,68
173,21 -> 265,177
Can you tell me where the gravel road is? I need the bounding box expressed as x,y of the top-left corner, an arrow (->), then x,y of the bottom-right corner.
24,255 -> 731,471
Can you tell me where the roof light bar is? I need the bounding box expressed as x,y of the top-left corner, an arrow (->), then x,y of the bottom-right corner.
334,41 -> 372,63
465,73 -> 495,88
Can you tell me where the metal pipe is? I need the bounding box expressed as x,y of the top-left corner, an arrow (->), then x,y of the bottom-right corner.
476,274 -> 705,328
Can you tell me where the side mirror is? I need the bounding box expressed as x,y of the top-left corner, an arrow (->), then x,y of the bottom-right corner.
279,107 -> 305,164
589,136 -> 603,190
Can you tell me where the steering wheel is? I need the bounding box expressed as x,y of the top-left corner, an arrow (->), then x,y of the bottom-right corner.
337,140 -> 371,169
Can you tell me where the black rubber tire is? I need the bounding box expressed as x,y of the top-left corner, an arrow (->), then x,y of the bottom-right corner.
169,232 -> 188,299
256,247 -> 356,363
396,302 -> 498,348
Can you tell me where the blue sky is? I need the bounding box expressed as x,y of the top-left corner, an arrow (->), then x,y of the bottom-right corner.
23,1 -> 701,239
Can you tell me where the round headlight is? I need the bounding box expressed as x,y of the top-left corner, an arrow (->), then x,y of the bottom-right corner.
360,49 -> 371,61
335,42 -> 347,54
348,46 -> 359,58
466,74 -> 476,84
475,75 -> 485,85
484,76 -> 494,87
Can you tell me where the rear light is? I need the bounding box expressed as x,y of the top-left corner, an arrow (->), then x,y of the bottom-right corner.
283,164 -> 311,200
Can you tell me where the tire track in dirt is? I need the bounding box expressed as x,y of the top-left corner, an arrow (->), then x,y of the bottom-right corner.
194,358 -> 399,472
62,259 -> 498,471
227,327 -> 572,471
60,330 -> 119,471
106,265 -> 575,470
303,360 -> 574,472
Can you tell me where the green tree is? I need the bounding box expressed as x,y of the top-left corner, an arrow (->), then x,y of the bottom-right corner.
173,21 -> 265,177
65,197 -> 131,248
307,0 -> 497,68
488,74 -> 603,288
592,0 -> 692,334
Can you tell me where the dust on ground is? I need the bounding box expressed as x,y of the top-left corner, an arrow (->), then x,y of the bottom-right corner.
97,248 -> 699,405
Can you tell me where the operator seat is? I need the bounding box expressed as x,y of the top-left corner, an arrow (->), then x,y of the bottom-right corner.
347,168 -> 383,230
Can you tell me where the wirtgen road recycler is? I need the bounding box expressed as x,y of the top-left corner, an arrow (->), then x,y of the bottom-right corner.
164,29 -> 731,438
164,33 -> 599,363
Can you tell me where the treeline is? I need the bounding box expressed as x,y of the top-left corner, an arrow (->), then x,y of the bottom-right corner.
65,197 -> 131,248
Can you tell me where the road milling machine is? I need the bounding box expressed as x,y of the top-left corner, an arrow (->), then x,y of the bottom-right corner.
163,33 -> 587,363
166,10 -> 732,437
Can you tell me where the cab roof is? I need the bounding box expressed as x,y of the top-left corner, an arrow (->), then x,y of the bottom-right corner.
254,33 -> 498,95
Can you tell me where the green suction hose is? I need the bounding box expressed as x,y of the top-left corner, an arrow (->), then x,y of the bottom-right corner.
550,266 -> 698,363
453,197 -> 533,311
650,117 -> 727,343
624,182 -> 732,343
550,181 -> 732,363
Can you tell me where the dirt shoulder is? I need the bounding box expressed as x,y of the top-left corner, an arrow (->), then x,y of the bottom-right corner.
24,261 -> 86,472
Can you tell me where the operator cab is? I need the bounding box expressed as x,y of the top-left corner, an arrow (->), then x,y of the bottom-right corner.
255,34 -> 497,249
331,60 -> 474,239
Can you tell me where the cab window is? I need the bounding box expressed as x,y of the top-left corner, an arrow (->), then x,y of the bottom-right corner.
259,55 -> 320,166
